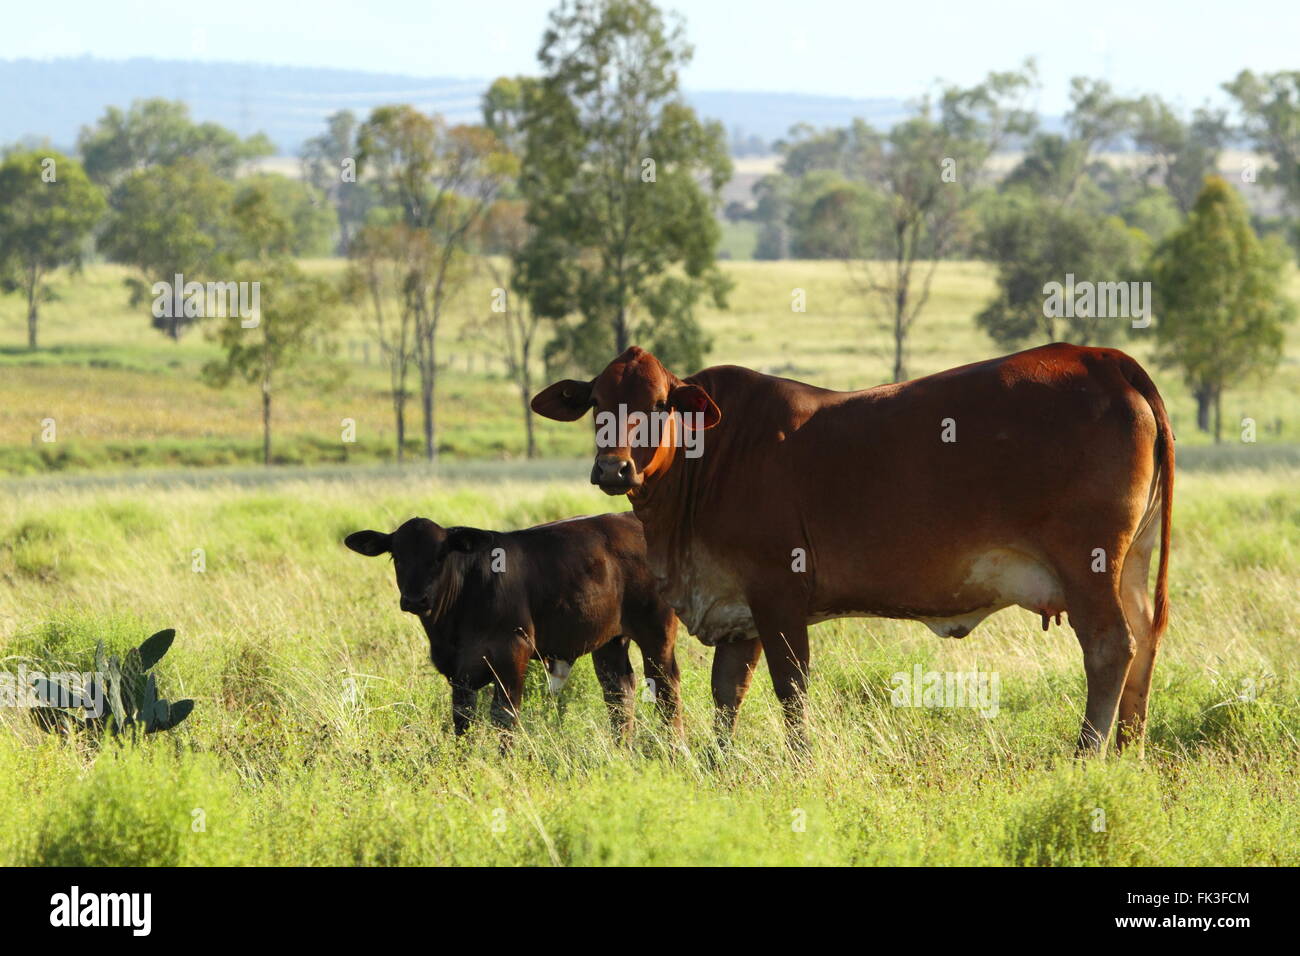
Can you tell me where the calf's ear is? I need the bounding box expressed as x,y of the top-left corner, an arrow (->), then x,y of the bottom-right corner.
531,379 -> 593,421
670,384 -> 721,429
344,530 -> 392,556
443,527 -> 494,554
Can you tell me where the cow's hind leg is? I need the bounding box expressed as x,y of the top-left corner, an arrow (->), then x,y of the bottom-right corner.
592,638 -> 637,740
1063,573 -> 1136,755
711,637 -> 762,747
1116,513 -> 1161,754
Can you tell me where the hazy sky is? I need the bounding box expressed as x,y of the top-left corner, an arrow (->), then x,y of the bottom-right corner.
6,0 -> 1295,113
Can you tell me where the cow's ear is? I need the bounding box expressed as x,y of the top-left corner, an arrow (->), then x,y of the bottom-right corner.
670,384 -> 721,429
443,527 -> 493,554
345,530 -> 392,556
531,379 -> 593,421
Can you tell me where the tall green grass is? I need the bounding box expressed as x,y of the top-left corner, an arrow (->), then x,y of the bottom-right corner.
1,466 -> 1296,865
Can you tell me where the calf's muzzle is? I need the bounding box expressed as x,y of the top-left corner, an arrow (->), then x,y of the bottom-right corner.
400,593 -> 431,615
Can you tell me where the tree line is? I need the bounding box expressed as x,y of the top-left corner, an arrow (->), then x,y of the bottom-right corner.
0,0 -> 730,464
740,64 -> 1298,439
1,0 -> 1296,455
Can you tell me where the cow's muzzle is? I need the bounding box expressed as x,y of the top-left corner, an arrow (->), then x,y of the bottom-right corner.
591,455 -> 642,495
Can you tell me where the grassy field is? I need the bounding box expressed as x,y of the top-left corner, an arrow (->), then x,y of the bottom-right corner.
0,257 -> 1297,865
2,258 -> 1298,474
0,462 -> 1296,866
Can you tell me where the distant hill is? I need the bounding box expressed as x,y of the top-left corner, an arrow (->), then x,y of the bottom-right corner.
0,56 -> 916,155
0,57 -> 486,154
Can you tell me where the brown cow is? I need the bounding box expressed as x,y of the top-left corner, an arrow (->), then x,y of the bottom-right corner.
532,343 -> 1173,754
345,513 -> 682,739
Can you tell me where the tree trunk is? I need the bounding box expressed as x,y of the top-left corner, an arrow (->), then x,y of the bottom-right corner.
892,237 -> 908,383
422,337 -> 437,463
422,378 -> 435,462
892,290 -> 907,383
520,342 -> 536,459
261,383 -> 272,466
1213,387 -> 1223,445
1194,385 -> 1213,433
26,293 -> 38,351
26,264 -> 40,349
892,318 -> 906,383
520,383 -> 536,459
395,398 -> 406,464
614,259 -> 629,352
337,212 -> 352,256
615,304 -> 629,353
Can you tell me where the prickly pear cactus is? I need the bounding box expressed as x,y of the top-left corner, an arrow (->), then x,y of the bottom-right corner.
30,627 -> 195,739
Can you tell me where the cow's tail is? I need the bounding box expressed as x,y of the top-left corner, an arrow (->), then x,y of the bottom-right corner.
1122,357 -> 1174,640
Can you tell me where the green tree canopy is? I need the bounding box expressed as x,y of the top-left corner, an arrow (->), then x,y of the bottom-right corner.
203,259 -> 341,465
975,188 -> 1149,348
790,178 -> 883,259
0,150 -> 105,348
97,158 -> 237,339
1223,71 -> 1300,210
233,175 -> 336,260
1150,175 -> 1295,441
750,63 -> 1036,380
300,109 -> 373,253
78,98 -> 273,187
1131,96 -> 1228,214
482,76 -> 535,162
859,66 -> 1038,380
343,222 -> 427,462
518,0 -> 732,374
356,104 -> 514,461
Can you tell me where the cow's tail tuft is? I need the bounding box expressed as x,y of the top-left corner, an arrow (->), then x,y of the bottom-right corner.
1123,357 -> 1174,639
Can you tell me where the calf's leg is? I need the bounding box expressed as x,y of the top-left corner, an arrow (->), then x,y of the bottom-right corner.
629,610 -> 684,741
488,656 -> 527,736
640,645 -> 684,741
592,638 -> 637,739
450,682 -> 478,736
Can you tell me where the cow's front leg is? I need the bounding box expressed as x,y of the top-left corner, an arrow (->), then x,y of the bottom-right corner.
753,607 -> 811,755
711,636 -> 762,748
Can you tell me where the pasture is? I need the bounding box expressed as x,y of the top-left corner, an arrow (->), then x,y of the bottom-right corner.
0,461 -> 1297,866
0,258 -> 1297,865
